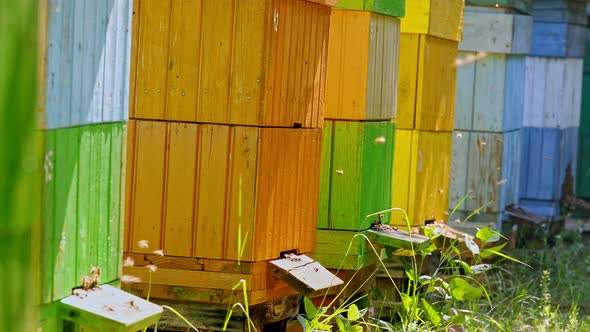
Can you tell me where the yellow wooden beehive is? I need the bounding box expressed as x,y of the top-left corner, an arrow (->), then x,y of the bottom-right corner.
129,0 -> 332,128
396,33 -> 458,131
391,130 -> 452,227
325,9 -> 400,120
400,0 -> 464,42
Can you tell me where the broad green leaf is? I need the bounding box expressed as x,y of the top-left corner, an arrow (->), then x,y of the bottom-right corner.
336,316 -> 346,331
344,325 -> 363,332
464,234 -> 480,255
347,304 -> 361,321
401,293 -> 412,312
304,297 -> 317,319
448,314 -> 467,325
316,323 -> 332,331
449,278 -> 483,301
421,299 -> 442,326
476,227 -> 501,243
455,259 -> 473,274
405,269 -> 416,282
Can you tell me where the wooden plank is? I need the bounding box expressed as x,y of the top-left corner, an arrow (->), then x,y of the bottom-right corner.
42,131 -> 56,305
129,121 -> 166,253
336,0 -> 405,17
165,0 -> 202,122
401,0 -> 464,42
195,124 -> 230,260
269,254 -> 344,296
520,127 -> 561,200
107,124 -> 124,282
459,11 -> 532,54
504,55 -> 526,132
396,33 -> 419,129
466,0 -> 532,14
449,131 -> 470,214
577,132 -> 590,198
454,52 -> 476,131
391,129 -> 413,225
414,35 -> 458,131
318,122 -> 333,229
531,22 -> 586,58
163,122 -> 198,257
472,54 -> 507,132
123,121 -> 137,253
533,0 -> 586,25
134,0 -> 171,120
60,285 -> 162,331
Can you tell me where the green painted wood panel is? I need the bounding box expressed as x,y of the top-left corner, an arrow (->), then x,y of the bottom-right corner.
466,0 -> 532,13
315,230 -> 377,269
0,0 -> 40,330
319,121 -> 395,231
578,42 -> 590,198
42,123 -> 125,303
336,0 -> 405,17
318,121 -> 333,229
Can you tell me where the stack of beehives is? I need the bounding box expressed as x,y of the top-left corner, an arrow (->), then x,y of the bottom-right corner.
122,0 -> 336,324
315,0 -> 403,271
450,1 -> 533,227
518,0 -> 586,217
391,0 -> 464,227
38,1 -> 132,330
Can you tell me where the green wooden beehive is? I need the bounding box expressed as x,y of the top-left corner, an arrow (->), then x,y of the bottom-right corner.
41,123 -> 125,304
318,120 -> 395,231
336,0 -> 405,17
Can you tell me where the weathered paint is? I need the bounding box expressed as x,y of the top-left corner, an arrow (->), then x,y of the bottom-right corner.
44,0 -> 132,128
455,53 -> 526,132
0,0 -> 39,329
523,57 -> 583,128
42,123 -> 125,304
124,120 -> 322,262
449,130 -> 522,223
335,0 -> 405,17
533,0 -> 587,25
460,9 -> 532,54
130,0 -> 332,128
325,10 -> 399,120
519,127 -> 578,210
318,121 -> 395,231
397,34 -> 457,131
466,0 -> 532,14
401,0 -> 464,42
531,22 -> 586,58
391,130 -> 452,226
577,40 -> 590,198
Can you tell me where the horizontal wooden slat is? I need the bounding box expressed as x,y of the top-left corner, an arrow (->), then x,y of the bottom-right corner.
530,22 -> 586,58
460,10 -> 532,54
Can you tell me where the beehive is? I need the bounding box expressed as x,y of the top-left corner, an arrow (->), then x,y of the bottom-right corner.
465,0 -> 532,14
129,0 -> 331,128
460,9 -> 532,54
455,53 -> 526,132
43,0 -> 131,128
335,0 -> 405,17
42,123 -> 125,303
318,120 -> 395,231
530,0 -> 586,58
449,130 -> 522,223
325,10 -> 400,120
401,0 -> 464,42
124,120 -> 321,262
391,130 -> 452,226
396,34 -> 458,131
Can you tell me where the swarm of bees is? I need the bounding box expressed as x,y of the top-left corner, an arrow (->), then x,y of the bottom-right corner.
80,266 -> 101,290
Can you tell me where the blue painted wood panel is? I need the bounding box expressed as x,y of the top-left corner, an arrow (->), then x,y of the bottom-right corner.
460,9 -> 532,54
531,22 -> 585,58
520,127 -> 578,206
45,0 -> 132,129
449,130 -> 521,218
454,53 -> 525,132
533,0 -> 587,25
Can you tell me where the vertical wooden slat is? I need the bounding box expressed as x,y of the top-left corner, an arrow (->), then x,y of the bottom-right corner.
166,0 -> 202,122
225,126 -> 259,261
396,33 -> 419,129
391,129 -> 413,225
195,125 -> 231,259
198,0 -> 234,123
164,122 -> 198,257
135,0 -> 171,120
449,131 -> 470,214
42,131 -> 56,304
76,127 -> 91,284
318,122 -> 333,228
107,123 -> 124,282
123,120 -> 137,252
131,121 -> 166,253
473,54 -> 507,132
97,126 -> 110,278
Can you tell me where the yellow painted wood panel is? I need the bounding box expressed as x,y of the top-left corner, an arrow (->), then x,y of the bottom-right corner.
401,0 -> 464,42
166,0 -> 202,122
396,34 -> 419,129
130,0 -> 331,127
325,10 -> 399,120
194,125 -> 231,259
126,120 -> 322,262
163,123 -> 198,257
133,0 -> 171,119
396,34 -> 458,131
392,130 -> 451,227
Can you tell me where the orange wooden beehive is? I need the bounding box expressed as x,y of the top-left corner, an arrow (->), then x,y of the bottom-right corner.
123,119 -> 323,304
129,0 -> 332,128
